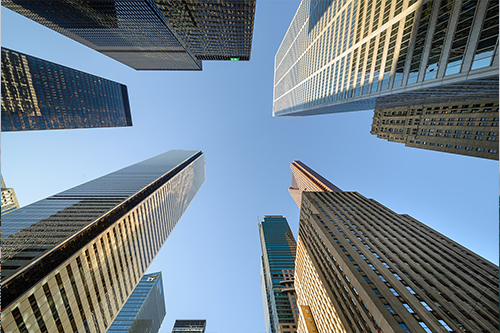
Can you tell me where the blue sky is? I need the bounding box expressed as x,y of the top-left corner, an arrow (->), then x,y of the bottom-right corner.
2,1 -> 498,332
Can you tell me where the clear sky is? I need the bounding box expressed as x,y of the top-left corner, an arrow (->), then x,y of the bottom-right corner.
2,1 -> 498,333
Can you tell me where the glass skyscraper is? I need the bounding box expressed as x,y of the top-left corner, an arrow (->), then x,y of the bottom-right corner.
108,272 -> 166,333
1,47 -> 132,131
2,150 -> 205,333
3,0 -> 256,70
259,216 -> 299,333
171,319 -> 206,333
288,163 -> 499,333
273,0 -> 499,117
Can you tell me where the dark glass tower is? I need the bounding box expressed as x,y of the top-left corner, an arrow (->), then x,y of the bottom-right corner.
2,150 -> 205,333
1,47 -> 132,131
108,272 -> 166,333
259,216 -> 299,333
290,167 -> 499,333
3,0 -> 256,70
171,320 -> 206,333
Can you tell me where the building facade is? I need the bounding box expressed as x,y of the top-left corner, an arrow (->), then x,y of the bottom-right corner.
273,0 -> 499,117
171,319 -> 206,333
1,47 -> 132,131
259,216 -> 299,333
3,0 -> 256,70
2,150 -> 205,333
289,160 -> 342,208
108,271 -> 166,333
1,175 -> 20,215
371,98 -> 499,160
296,190 -> 499,333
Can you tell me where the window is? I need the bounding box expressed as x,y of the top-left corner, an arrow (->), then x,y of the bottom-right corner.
402,303 -> 414,313
393,273 -> 402,280
385,304 -> 396,314
389,288 -> 399,296
438,319 -> 453,332
378,275 -> 387,282
419,322 -> 433,333
399,323 -> 411,333
421,301 -> 433,311
363,276 -> 372,283
406,286 -> 416,294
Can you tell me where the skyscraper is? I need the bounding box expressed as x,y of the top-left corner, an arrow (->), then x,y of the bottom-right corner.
289,160 -> 342,207
259,216 -> 299,333
273,0 -> 499,117
370,98 -> 499,160
108,272 -> 166,333
3,0 -> 256,70
171,319 -> 206,333
1,175 -> 20,215
2,150 -> 205,333
1,47 -> 132,131
290,170 -> 499,332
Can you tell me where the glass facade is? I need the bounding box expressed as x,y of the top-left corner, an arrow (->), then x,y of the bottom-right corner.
259,216 -> 298,333
171,319 -> 206,333
2,150 -> 205,333
108,272 -> 166,333
154,0 -> 256,61
3,0 -> 257,70
273,0 -> 499,117
1,47 -> 132,131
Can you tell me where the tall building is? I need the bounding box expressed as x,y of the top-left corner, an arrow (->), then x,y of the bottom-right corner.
273,0 -> 499,117
259,216 -> 299,333
171,319 -> 206,333
289,160 -> 342,207
370,98 -> 499,160
291,180 -> 499,332
2,150 -> 205,333
1,175 -> 20,215
3,0 -> 256,70
108,272 -> 166,333
1,47 -> 132,131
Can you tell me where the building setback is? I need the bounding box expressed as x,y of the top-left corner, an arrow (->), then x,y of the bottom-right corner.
2,150 -> 205,333
1,47 -> 132,131
370,98 -> 499,160
294,189 -> 499,333
289,160 -> 342,208
171,319 -> 207,333
108,272 -> 166,333
3,0 -> 256,70
259,216 -> 299,333
273,0 -> 499,117
1,175 -> 20,215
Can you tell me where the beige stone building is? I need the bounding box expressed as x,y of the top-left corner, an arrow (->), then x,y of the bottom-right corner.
371,98 -> 499,160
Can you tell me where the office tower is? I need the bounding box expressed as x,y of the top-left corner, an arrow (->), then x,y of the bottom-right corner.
2,150 -> 205,333
259,216 -> 299,333
108,272 -> 166,333
152,0 -> 256,61
289,160 -> 342,207
294,190 -> 499,333
3,0 -> 256,70
171,319 -> 206,333
273,0 -> 499,117
1,175 -> 20,215
1,47 -> 132,131
371,98 -> 499,160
